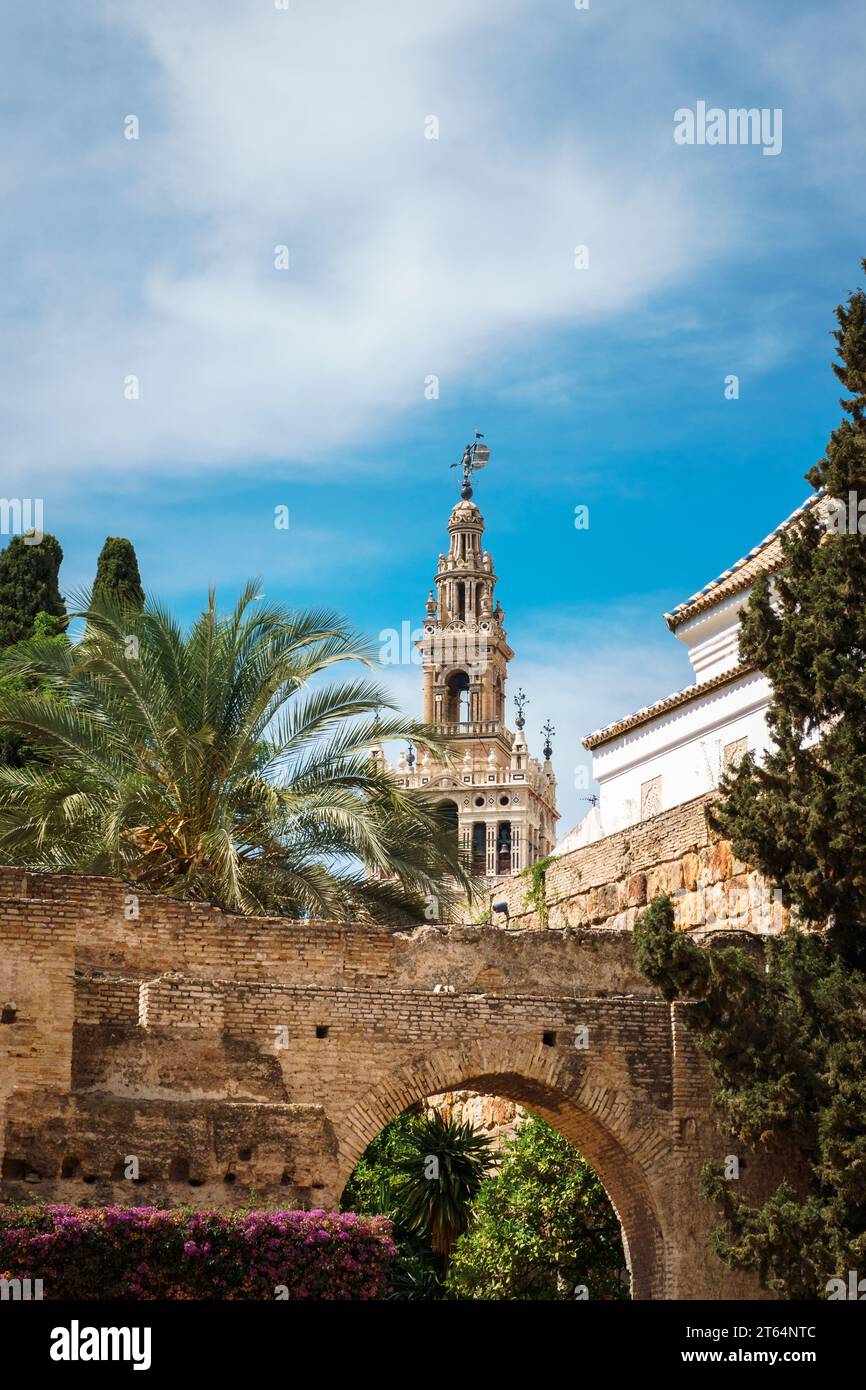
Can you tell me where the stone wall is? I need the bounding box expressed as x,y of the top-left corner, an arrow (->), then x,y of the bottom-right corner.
490,792 -> 789,936
428,1090 -> 523,1153
0,853 -> 786,1300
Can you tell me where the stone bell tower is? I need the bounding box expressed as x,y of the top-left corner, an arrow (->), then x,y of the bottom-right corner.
392,442 -> 559,880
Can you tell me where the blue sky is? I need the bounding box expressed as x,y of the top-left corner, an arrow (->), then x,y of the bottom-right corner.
2,0 -> 865,832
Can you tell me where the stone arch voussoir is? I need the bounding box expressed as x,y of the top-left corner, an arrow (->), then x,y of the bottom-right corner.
336,1037 -> 671,1299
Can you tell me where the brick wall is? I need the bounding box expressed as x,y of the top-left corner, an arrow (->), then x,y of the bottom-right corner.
0,856 -> 784,1300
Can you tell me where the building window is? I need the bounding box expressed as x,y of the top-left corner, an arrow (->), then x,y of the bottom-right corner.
471,822 -> 487,876
437,799 -> 459,840
723,737 -> 748,771
496,821 -> 512,876
640,776 -> 662,821
445,669 -> 470,723
494,671 -> 503,720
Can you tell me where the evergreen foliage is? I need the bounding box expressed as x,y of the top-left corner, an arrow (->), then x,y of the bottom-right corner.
635,897 -> 866,1297
635,265 -> 866,1297
711,261 -> 866,968
446,1116 -> 628,1300
92,537 -> 144,611
341,1108 -> 445,1298
390,1111 -> 493,1259
0,533 -> 65,649
0,610 -> 69,768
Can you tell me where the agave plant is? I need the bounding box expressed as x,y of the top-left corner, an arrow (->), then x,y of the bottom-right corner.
392,1112 -> 494,1262
0,582 -> 473,918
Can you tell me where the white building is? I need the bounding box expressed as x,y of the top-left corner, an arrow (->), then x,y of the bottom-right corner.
559,494 -> 825,852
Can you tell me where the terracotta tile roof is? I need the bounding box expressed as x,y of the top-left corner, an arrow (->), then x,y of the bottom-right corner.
663,493 -> 823,631
582,663 -> 758,750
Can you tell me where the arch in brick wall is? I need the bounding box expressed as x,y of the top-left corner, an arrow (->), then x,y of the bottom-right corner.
336,1037 -> 670,1300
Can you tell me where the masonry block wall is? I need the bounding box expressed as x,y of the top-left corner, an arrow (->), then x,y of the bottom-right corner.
0,812 -> 785,1299
490,792 -> 788,935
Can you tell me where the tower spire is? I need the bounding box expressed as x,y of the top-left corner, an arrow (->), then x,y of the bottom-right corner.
391,438 -> 560,882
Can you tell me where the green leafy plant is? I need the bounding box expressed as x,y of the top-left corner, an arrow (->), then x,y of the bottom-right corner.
0,532 -> 66,650
0,582 -> 475,919
391,1112 -> 494,1264
635,895 -> 866,1297
521,855 -> 552,927
0,610 -> 69,769
341,1108 -> 444,1298
446,1116 -> 628,1300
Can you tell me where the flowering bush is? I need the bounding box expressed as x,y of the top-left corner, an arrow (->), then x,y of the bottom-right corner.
0,1204 -> 395,1300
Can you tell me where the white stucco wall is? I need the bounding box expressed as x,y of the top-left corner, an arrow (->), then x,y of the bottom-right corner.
592,669 -> 772,834
675,591 -> 749,681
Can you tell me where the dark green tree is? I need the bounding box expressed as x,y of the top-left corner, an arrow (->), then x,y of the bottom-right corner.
341,1108 -> 444,1298
0,533 -> 65,649
633,266 -> 866,1298
0,611 -> 69,767
710,261 -> 866,969
391,1112 -> 494,1266
635,896 -> 866,1298
446,1117 -> 628,1301
92,537 -> 144,610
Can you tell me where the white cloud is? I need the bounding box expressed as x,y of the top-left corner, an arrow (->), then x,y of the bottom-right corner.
2,0 -> 728,484
3,0 -> 862,494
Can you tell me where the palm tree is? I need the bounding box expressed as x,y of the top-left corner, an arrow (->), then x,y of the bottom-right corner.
0,583 -> 473,918
393,1112 -> 494,1266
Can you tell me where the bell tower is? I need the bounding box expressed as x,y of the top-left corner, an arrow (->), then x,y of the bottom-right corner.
419,493 -> 513,758
392,437 -> 559,881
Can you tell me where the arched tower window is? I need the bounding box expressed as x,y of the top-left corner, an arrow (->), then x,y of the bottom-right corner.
437,799 -> 459,848
445,670 -> 470,724
493,671 -> 503,721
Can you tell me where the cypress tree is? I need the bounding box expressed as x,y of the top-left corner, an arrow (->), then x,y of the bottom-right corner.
92,537 -> 144,610
634,262 -> 866,1297
0,533 -> 65,649
712,260 -> 866,967
0,610 -> 69,768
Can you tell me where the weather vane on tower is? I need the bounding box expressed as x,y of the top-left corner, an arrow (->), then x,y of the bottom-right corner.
541,721 -> 555,761
450,432 -> 490,500
514,688 -> 528,730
